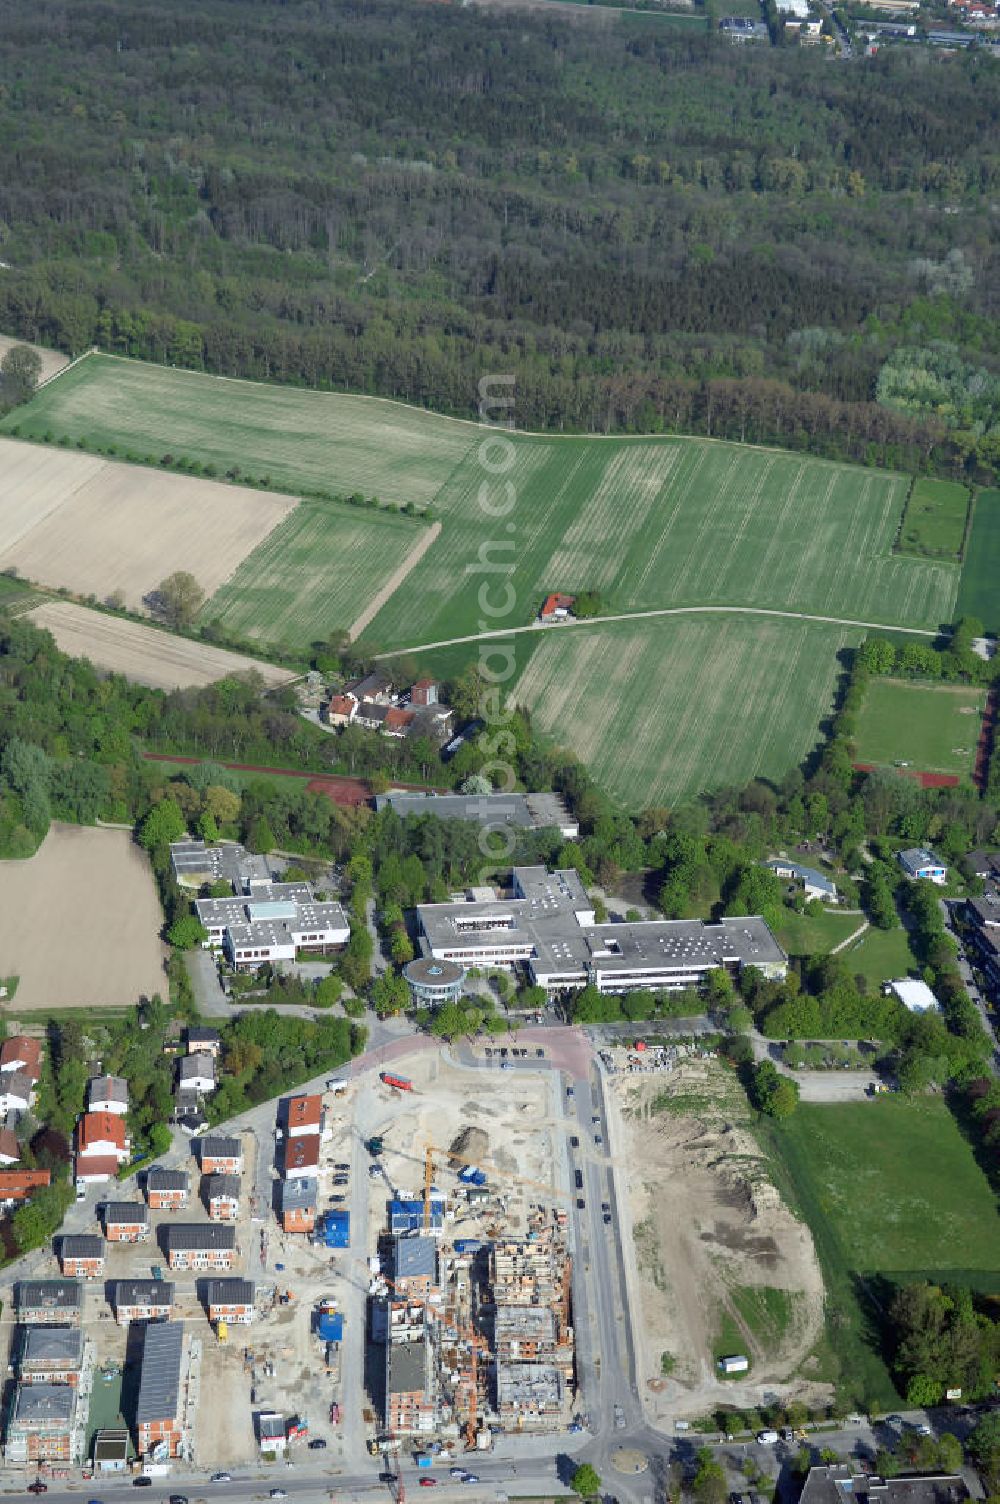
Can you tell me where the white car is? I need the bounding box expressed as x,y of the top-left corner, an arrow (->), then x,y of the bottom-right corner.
210,1473 -> 232,1484
756,1430 -> 779,1445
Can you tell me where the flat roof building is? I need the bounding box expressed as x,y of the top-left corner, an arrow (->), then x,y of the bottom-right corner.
385,1336 -> 437,1436
417,866 -> 786,994
4,1382 -> 80,1463
374,790 -> 579,840
897,847 -> 948,884
19,1326 -> 84,1384
888,978 -> 940,1013
194,878 -> 349,970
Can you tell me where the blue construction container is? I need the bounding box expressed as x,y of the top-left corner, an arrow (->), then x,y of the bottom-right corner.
453,1239 -> 483,1255
320,1210 -> 350,1248
317,1310 -> 344,1343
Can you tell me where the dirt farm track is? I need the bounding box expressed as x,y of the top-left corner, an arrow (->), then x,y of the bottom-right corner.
0,825 -> 167,1010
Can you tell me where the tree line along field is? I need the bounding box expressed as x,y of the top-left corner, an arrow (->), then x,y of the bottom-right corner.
2,353 -> 477,509
854,677 -> 984,781
508,614 -> 862,809
895,477 -> 971,560
3,354 -> 961,656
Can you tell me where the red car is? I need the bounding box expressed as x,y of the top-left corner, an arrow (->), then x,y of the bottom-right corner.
27,1485 -> 48,1496
418,1481 -> 438,1489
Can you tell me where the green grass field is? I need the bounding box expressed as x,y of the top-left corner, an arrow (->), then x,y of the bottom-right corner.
896,477 -> 970,560
203,501 -> 427,648
5,356 -> 959,657
764,1098 -> 1000,1406
365,434 -> 956,647
510,614 -> 861,807
956,489 -> 1000,633
2,354 -> 476,508
855,676 -> 983,779
774,907 -> 864,958
841,922 -> 920,988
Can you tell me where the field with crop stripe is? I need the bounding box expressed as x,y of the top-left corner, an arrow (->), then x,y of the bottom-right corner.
362,436 -> 956,647
4,354 -> 476,508
511,615 -> 859,807
6,356 -> 959,653
204,502 -> 429,649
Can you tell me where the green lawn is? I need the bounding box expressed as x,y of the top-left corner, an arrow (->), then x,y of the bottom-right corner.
203,501 -> 428,648
763,1097 -> 1000,1407
855,676 -> 984,779
956,489 -> 1000,633
509,614 -> 862,808
774,907 -> 864,958
896,477 -> 970,560
778,1099 -> 997,1274
841,922 -> 920,988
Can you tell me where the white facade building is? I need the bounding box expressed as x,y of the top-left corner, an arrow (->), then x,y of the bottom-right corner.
417,867 -> 786,995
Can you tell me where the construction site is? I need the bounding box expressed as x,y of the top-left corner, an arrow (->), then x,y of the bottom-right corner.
362,1055 -> 577,1461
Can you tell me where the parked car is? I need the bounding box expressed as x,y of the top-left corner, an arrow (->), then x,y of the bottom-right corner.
419,1481 -> 439,1489
462,1474 -> 480,1485
757,1431 -> 779,1445
335,1162 -> 350,1170
308,1439 -> 328,1450
270,1491 -> 288,1499
570,1135 -> 579,1148
210,1473 -> 232,1483
133,1481 -> 153,1489
169,1496 -> 189,1504
501,1060 -> 512,1070
27,1485 -> 48,1496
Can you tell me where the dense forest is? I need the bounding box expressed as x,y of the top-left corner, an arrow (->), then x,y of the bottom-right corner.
0,0 -> 998,473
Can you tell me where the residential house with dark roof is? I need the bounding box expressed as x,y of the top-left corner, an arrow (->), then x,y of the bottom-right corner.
146,1167 -> 190,1211
164,1224 -> 236,1271
135,1321 -> 187,1458
0,1071 -> 35,1117
204,1278 -> 255,1325
102,1202 -> 150,1243
88,1076 -> 129,1116
15,1281 -> 82,1327
204,1174 -> 241,1221
111,1280 -> 174,1326
186,1027 -> 221,1058
0,1127 -> 19,1164
59,1234 -> 105,1279
278,1176 -> 317,1234
199,1136 -> 243,1174
178,1052 -> 216,1094
3,1382 -> 80,1463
